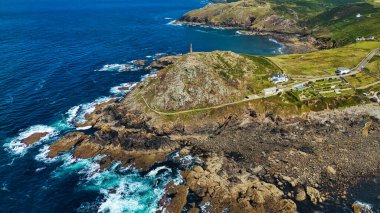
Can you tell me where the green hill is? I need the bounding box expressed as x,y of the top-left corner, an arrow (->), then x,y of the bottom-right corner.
133,51 -> 280,111
178,0 -> 379,46
306,3 -> 380,45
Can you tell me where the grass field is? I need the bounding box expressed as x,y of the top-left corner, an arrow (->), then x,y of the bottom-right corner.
307,3 -> 380,45
268,41 -> 380,77
366,55 -> 380,74
345,72 -> 378,87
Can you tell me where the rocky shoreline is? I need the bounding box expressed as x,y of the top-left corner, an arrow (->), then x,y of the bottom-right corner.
19,51 -> 379,212
44,76 -> 380,212
173,20 -> 332,54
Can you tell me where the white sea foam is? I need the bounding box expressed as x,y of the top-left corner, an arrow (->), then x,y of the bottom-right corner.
269,38 -> 281,45
179,155 -> 202,168
3,125 -> 58,156
76,126 -> 92,131
140,73 -> 158,81
211,26 -> 225,30
6,158 -> 15,166
166,20 -> 181,26
66,97 -> 112,125
200,202 -> 212,213
78,161 -> 101,180
95,175 -> 166,213
73,157 -> 181,213
110,82 -> 137,95
195,29 -> 208,33
66,105 -> 80,124
1,183 -> 9,191
154,53 -> 167,58
98,181 -> 145,213
352,201 -> 373,212
35,145 -> 59,163
96,64 -> 134,72
35,167 -> 46,173
146,166 -> 171,177
269,38 -> 286,54
164,17 -> 173,20
51,154 -> 93,178
236,30 -> 243,35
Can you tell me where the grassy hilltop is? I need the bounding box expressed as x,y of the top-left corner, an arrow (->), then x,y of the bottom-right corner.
178,0 -> 380,46
269,41 -> 380,76
130,41 -> 379,119
134,51 -> 281,112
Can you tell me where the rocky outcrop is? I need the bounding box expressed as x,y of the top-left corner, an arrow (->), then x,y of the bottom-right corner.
145,55 -> 181,70
158,182 -> 189,213
22,132 -> 48,145
136,51 -> 278,111
72,140 -> 175,170
190,104 -> 380,203
48,132 -> 88,158
163,155 -> 297,212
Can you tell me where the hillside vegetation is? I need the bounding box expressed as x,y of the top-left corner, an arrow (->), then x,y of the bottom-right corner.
126,42 -> 380,117
307,3 -> 380,45
269,41 -> 380,76
178,0 -> 379,46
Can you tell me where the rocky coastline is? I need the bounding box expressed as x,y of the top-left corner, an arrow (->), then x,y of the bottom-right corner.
173,20 -> 333,54
15,49 -> 376,211
45,58 -> 380,212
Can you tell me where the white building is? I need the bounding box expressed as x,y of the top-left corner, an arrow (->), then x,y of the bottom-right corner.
367,36 -> 375,41
356,36 -> 366,42
336,67 -> 351,75
262,87 -> 283,96
293,83 -> 305,91
356,13 -> 362,18
271,74 -> 289,83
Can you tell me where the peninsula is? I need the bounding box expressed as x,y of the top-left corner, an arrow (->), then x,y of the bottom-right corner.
43,1 -> 380,212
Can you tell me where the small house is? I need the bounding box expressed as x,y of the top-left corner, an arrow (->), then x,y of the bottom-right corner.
271,74 -> 289,83
293,83 -> 305,91
262,87 -> 282,96
367,36 -> 375,41
356,13 -> 362,18
336,67 -> 351,75
356,36 -> 366,41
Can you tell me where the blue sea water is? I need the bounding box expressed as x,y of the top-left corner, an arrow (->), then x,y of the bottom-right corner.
0,0 -> 375,212
0,0 -> 283,211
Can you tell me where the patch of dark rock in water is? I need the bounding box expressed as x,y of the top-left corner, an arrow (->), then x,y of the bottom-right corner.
182,190 -> 203,213
348,176 -> 380,212
225,151 -> 245,162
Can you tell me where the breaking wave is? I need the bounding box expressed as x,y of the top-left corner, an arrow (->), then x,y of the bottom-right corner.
3,125 -> 59,156
110,82 -> 137,95
65,96 -> 113,125
269,38 -> 286,54
96,64 -> 136,72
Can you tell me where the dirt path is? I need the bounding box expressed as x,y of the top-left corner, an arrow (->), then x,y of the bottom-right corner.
141,48 -> 380,115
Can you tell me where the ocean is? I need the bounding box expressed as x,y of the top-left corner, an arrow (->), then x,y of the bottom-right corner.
0,0 -> 376,212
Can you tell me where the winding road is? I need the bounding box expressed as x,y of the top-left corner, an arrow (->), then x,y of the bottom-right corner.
142,48 -> 380,116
